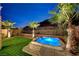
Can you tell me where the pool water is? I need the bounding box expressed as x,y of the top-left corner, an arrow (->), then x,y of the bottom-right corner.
35,37 -> 62,46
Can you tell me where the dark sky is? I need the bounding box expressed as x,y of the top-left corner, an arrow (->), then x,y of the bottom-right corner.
1,3 -> 58,28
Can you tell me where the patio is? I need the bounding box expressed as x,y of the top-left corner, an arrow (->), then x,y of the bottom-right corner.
23,41 -> 70,56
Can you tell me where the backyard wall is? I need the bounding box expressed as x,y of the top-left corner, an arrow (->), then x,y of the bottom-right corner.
22,27 -> 67,36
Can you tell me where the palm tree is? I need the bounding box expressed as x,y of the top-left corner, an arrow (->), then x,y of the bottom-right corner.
2,20 -> 15,38
29,22 -> 40,38
49,12 -> 67,35
50,3 -> 79,55
58,4 -> 79,53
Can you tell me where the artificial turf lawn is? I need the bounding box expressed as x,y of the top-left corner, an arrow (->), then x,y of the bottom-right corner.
0,36 -> 32,56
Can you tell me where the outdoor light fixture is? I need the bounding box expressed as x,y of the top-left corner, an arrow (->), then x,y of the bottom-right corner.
0,6 -> 2,10
0,6 -> 2,21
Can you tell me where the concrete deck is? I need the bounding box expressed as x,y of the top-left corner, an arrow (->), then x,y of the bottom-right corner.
23,41 -> 70,56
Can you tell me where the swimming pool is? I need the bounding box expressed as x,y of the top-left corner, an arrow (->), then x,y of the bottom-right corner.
35,37 -> 62,46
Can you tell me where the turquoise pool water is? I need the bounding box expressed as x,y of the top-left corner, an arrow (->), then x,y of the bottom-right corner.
35,37 -> 62,46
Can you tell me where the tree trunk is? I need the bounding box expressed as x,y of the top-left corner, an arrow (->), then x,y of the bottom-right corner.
32,28 -> 35,38
66,21 -> 79,55
7,29 -> 11,38
66,22 -> 72,50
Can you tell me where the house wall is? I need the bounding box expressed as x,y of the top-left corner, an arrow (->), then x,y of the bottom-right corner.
2,29 -> 20,37
2,29 -> 8,37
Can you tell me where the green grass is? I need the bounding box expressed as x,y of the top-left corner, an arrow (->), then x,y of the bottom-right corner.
0,36 -> 32,56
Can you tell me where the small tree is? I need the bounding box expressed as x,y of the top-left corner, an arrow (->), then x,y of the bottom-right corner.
29,22 -> 40,38
2,20 -> 15,38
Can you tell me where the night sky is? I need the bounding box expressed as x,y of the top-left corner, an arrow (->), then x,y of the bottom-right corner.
1,3 -> 58,28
